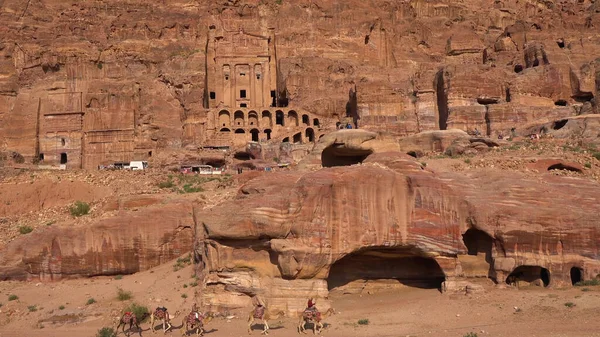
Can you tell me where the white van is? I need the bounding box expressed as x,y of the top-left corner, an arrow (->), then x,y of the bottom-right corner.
129,161 -> 148,170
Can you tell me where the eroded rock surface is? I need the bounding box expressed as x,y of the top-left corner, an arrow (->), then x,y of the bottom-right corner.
196,151 -> 600,313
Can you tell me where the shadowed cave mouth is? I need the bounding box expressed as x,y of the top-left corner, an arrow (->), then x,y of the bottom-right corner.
506,265 -> 551,287
321,144 -> 373,167
234,151 -> 255,161
547,163 -> 581,173
570,267 -> 583,285
462,228 -> 495,278
327,247 -> 446,291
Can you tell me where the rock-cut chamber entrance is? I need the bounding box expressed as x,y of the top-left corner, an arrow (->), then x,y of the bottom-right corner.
321,145 -> 373,167
506,265 -> 551,287
327,247 -> 446,293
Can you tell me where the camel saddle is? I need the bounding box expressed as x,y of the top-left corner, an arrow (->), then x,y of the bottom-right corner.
154,308 -> 168,319
253,306 -> 265,319
122,312 -> 136,323
186,312 -> 203,325
303,309 -> 322,322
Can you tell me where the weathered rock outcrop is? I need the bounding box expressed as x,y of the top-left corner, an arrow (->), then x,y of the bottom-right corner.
0,201 -> 194,280
196,151 -> 600,314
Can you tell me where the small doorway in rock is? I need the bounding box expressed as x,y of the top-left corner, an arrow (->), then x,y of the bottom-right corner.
61,138 -> 66,146
313,118 -> 320,127
282,137 -> 289,143
39,153 -> 44,161
541,268 -> 551,287
305,128 -> 315,142
264,129 -> 272,140
293,132 -> 302,143
60,153 -> 68,164
148,151 -> 153,157
251,129 -> 260,142
276,111 -> 284,126
570,267 -> 583,285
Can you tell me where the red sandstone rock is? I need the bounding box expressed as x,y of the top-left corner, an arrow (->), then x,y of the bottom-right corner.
194,151 -> 600,313
0,201 -> 194,280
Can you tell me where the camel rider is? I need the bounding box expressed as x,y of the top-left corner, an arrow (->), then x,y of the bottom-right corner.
192,303 -> 203,320
306,298 -> 318,313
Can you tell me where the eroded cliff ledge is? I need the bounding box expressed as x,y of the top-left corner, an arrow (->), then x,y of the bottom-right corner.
195,151 -> 600,313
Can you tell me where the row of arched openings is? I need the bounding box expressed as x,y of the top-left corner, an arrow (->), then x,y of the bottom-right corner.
218,110 -> 320,128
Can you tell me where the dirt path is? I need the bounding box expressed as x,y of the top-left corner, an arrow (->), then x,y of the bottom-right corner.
2,259 -> 600,337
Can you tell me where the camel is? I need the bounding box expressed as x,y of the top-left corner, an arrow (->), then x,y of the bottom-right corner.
181,311 -> 213,336
297,308 -> 335,335
247,305 -> 285,335
116,311 -> 147,336
150,307 -> 173,334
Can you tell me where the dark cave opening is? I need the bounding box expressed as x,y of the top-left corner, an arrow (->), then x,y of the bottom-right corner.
327,247 -> 446,292
570,267 -> 583,285
321,145 -> 373,167
506,266 -> 551,287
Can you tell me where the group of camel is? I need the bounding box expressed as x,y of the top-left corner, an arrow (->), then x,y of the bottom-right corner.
117,306 -> 210,336
116,301 -> 336,336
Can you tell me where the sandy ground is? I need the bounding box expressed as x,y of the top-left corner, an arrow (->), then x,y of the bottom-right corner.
1,259 -> 600,337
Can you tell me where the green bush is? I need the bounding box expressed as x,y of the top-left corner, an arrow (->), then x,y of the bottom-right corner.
18,226 -> 33,234
123,303 -> 150,322
86,298 -> 96,305
564,302 -> 575,308
585,162 -> 592,169
117,288 -> 132,301
189,281 -> 198,287
182,183 -> 203,193
69,201 -> 90,217
114,275 -> 123,280
464,333 -> 478,337
28,305 -> 37,312
158,180 -> 174,189
59,305 -> 65,310
357,319 -> 369,325
181,293 -> 188,299
96,327 -> 117,337
592,152 -> 600,161
8,294 -> 18,301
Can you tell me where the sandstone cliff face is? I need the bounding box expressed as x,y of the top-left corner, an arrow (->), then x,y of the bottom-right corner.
196,151 -> 600,314
0,201 -> 195,280
1,1 -> 599,166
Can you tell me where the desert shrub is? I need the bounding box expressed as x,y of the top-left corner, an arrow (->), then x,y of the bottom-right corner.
173,254 -> 193,271
114,275 -> 123,280
86,298 -> 96,305
96,327 -> 117,337
69,201 -> 90,217
189,281 -> 198,287
593,152 -> 600,161
28,305 -> 37,312
181,294 -> 188,299
564,302 -> 575,308
18,225 -> 33,234
117,288 -> 132,301
182,184 -> 203,193
8,294 -> 18,301
357,319 -> 369,325
123,303 -> 150,322
575,279 -> 600,286
585,162 -> 592,169
158,180 -> 174,188
464,333 -> 478,337
59,305 -> 65,310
